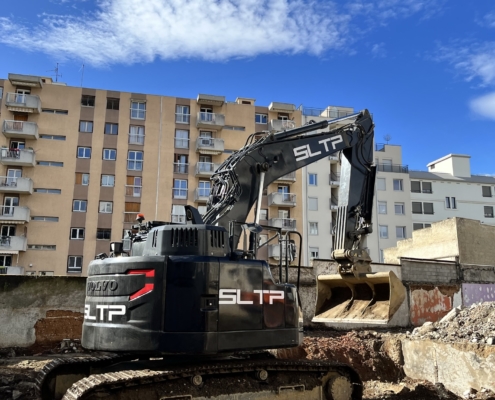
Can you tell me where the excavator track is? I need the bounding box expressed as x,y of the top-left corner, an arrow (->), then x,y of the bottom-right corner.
36,354 -> 363,400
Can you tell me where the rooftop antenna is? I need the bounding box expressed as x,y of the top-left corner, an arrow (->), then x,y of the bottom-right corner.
80,63 -> 85,87
383,134 -> 391,144
48,63 -> 62,82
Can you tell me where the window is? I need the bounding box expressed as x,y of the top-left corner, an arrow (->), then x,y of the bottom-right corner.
259,209 -> 268,220
107,98 -> 120,110
127,151 -> 143,170
411,181 -> 432,193
485,206 -> 494,218
71,228 -> 84,240
394,202 -> 405,215
308,197 -> 318,211
308,173 -> 317,186
173,179 -> 187,199
309,247 -> 319,259
379,225 -> 388,239
175,130 -> 189,148
42,108 -> 68,115
378,201 -> 387,214
68,256 -> 83,273
27,245 -> 56,250
309,222 -> 318,235
396,226 -> 406,239
34,188 -> 61,194
412,202 -> 422,214
97,229 -> 111,240
176,105 -> 190,123
171,205 -> 186,223
424,202 -> 434,214
81,95 -> 95,107
130,100 -> 146,119
37,161 -> 63,167
79,121 -> 93,133
198,181 -> 210,197
482,186 -> 492,197
129,125 -> 145,144
75,173 -> 90,185
73,200 -> 87,212
174,154 -> 189,173
379,249 -> 384,263
445,197 -> 457,209
0,87 -> 3,99
104,123 -> 118,135
31,216 -> 59,222
393,179 -> 403,191
101,175 -> 115,187
376,178 -> 386,191
255,113 -> 268,124
40,134 -> 66,140
103,149 -> 117,161
224,125 -> 246,131
126,176 -> 142,197
77,147 -> 91,159
99,201 -> 113,213
413,223 -> 431,231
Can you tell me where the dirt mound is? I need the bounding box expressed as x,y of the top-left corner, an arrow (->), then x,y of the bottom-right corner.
411,302 -> 495,345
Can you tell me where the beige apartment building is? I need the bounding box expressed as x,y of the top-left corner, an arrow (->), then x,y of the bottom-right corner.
0,73 -> 305,276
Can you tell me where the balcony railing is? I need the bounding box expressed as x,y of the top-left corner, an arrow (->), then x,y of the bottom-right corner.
301,107 -> 355,119
268,218 -> 296,231
0,206 -> 30,222
125,185 -> 142,198
268,244 -> 297,260
175,113 -> 191,124
173,163 -> 189,174
268,119 -> 296,132
128,134 -> 145,145
0,148 -> 35,167
275,171 -> 296,183
0,267 -> 7,275
375,143 -> 385,152
328,154 -> 339,161
2,120 -> 39,139
171,214 -> 186,224
194,188 -> 210,202
268,192 -> 296,207
376,163 -> 409,173
330,196 -> 338,210
0,236 -> 27,251
5,93 -> 41,113
195,162 -> 219,176
196,112 -> 225,129
195,137 -> 224,154
329,172 -> 340,185
0,177 -> 33,194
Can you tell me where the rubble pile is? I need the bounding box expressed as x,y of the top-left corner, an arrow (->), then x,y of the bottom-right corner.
411,302 -> 495,345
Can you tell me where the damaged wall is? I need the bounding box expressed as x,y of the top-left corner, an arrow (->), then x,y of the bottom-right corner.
0,276 -> 86,348
408,285 -> 461,326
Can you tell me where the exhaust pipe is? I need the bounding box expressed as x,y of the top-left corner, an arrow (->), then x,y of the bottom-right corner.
312,271 -> 406,324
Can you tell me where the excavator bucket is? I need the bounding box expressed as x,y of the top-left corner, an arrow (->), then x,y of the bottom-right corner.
312,271 -> 406,324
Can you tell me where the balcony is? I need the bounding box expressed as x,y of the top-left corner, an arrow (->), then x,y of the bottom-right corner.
302,106 -> 354,119
376,163 -> 409,173
330,196 -> 338,210
196,112 -> 225,129
268,244 -> 291,260
195,137 -> 224,155
268,102 -> 296,113
268,218 -> 296,231
2,120 -> 39,140
125,185 -> 142,198
0,206 -> 30,223
268,192 -> 296,207
0,177 -> 33,194
329,172 -> 340,186
197,94 -> 225,106
0,236 -> 27,252
268,119 -> 296,132
0,149 -> 35,167
9,73 -> 44,88
275,171 -> 296,184
173,163 -> 189,174
5,93 -> 41,113
195,162 -> 219,177
194,188 -> 210,203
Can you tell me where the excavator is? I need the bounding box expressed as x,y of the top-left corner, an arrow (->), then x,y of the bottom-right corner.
36,109 -> 406,400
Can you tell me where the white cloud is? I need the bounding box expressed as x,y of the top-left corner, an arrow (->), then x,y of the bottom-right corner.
371,42 -> 386,58
0,0 -> 443,66
470,92 -> 495,120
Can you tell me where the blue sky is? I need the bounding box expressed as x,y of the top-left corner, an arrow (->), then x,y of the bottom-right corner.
0,0 -> 494,174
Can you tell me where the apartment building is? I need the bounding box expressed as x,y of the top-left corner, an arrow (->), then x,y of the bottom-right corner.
0,73 -> 305,276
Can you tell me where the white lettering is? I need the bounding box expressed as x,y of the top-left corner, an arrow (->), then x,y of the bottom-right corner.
219,289 -> 237,305
253,290 -> 263,304
219,289 -> 285,305
84,304 -> 96,320
108,305 -> 126,321
293,145 -> 309,162
268,290 -> 285,304
84,304 -> 126,321
294,135 -> 344,162
236,289 -> 253,305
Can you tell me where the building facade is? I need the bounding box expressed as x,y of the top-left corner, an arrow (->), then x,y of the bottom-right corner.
0,73 -> 307,276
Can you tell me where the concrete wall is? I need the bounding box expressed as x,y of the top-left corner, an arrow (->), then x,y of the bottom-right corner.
400,258 -> 458,284
457,218 -> 495,265
0,276 -> 85,347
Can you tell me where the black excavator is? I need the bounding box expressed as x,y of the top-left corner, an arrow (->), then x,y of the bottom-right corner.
37,109 -> 405,400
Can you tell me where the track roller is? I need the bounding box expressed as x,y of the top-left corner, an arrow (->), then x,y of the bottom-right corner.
325,373 -> 353,400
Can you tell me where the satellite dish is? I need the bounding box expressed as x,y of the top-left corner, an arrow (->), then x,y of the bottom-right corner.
384,134 -> 391,144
